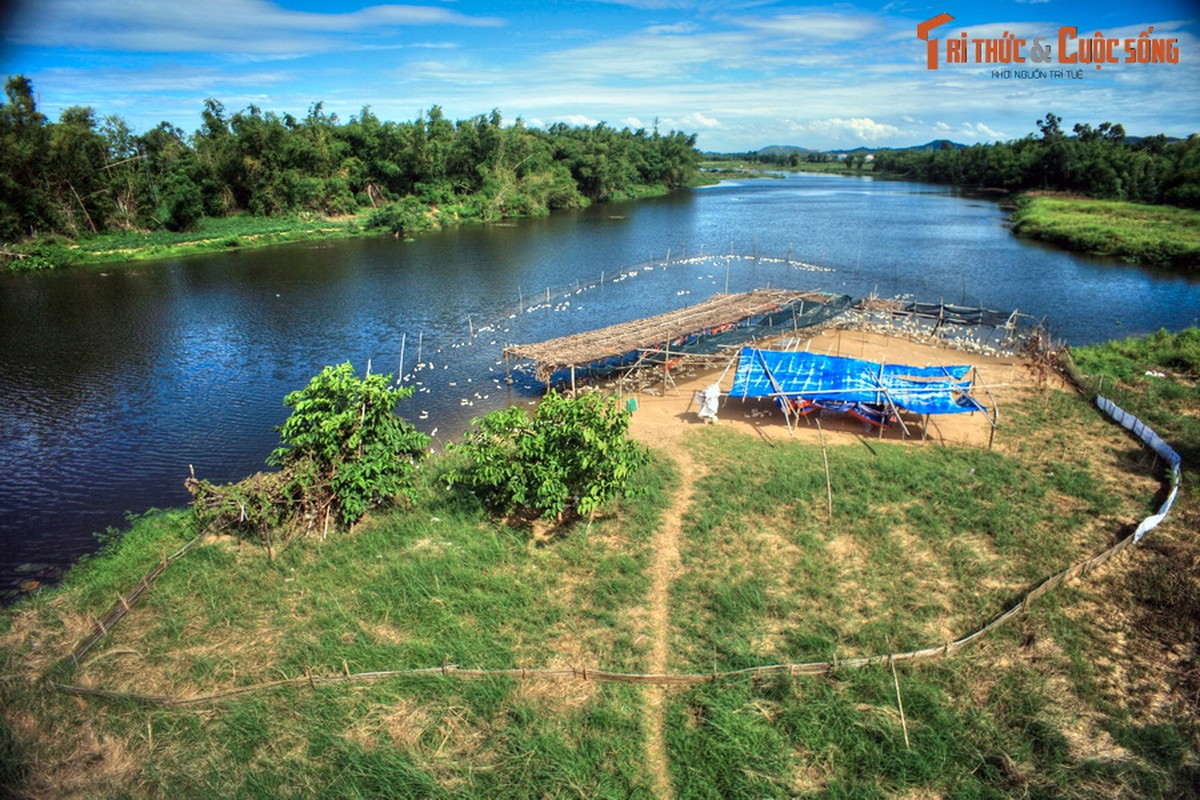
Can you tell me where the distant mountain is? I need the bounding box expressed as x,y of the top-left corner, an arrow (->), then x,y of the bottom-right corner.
826,139 -> 966,155
755,145 -> 817,157
701,140 -> 970,160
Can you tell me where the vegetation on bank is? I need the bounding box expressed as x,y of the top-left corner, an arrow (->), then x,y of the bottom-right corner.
1011,195 -> 1200,270
708,114 -> 1200,270
0,75 -> 702,270
2,331 -> 1197,797
7,213 -> 368,270
872,114 -> 1199,208
699,159 -> 868,179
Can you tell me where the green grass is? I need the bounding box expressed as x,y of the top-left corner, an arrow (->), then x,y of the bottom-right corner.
669,427 -> 1123,671
1072,328 -> 1200,467
7,213 -> 370,270
1011,195 -> 1200,271
0,454 -> 673,797
2,355 -> 1198,797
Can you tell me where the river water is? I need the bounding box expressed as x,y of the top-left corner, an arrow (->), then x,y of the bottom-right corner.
2,172 -> 1197,593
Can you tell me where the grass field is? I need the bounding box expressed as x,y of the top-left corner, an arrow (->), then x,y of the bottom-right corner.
1011,195 -> 1200,271
1,334 -> 1197,798
7,214 -> 369,271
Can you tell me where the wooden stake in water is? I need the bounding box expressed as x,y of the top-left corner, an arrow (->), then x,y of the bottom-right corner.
397,333 -> 406,383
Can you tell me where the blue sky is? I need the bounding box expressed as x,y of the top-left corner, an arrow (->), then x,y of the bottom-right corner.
1,0 -> 1196,151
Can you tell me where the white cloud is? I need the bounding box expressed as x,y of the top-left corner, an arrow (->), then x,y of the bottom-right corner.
792,117 -> 901,143
556,113 -> 600,127
666,111 -> 721,128
539,31 -> 761,80
731,12 -> 882,42
960,121 -> 1006,140
645,22 -> 700,35
9,0 -> 505,54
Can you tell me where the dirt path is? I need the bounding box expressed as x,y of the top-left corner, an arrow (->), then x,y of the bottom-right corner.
629,393 -> 706,800
641,441 -> 696,800
623,328 -> 1033,795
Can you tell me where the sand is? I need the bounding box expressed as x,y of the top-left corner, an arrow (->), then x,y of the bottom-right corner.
625,327 -> 1037,452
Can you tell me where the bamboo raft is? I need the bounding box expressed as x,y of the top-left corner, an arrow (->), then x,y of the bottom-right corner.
503,289 -> 839,383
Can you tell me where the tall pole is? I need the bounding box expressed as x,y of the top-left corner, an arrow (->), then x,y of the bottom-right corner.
397,333 -> 406,383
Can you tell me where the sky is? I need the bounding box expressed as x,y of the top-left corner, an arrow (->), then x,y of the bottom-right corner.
0,0 -> 1197,152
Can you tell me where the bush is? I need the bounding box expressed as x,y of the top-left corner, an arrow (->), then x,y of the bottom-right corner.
160,173 -> 205,232
450,391 -> 648,523
188,363 -> 429,545
365,196 -> 439,237
268,363 -> 430,523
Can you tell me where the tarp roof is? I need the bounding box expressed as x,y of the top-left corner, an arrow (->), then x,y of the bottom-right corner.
731,347 -> 985,415
504,290 -> 840,381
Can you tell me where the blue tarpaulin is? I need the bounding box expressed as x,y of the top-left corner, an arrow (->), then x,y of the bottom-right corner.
731,348 -> 984,415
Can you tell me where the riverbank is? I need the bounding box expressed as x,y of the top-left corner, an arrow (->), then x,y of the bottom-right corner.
2,328 -> 1196,797
1,181 -> 707,271
1009,194 -> 1200,271
2,214 -> 370,271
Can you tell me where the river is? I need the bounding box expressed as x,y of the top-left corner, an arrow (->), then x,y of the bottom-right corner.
1,172 -> 1197,594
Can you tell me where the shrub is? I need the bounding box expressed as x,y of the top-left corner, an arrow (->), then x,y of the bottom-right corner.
268,363 -> 430,523
188,363 -> 429,546
450,390 -> 648,523
365,196 -> 439,237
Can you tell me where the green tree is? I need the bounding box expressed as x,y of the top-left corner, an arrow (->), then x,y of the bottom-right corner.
159,172 -> 204,231
268,363 -> 430,524
0,75 -> 49,239
47,106 -> 109,233
451,390 -> 648,523
188,364 -> 429,550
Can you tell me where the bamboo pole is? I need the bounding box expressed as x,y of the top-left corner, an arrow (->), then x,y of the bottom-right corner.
976,368 -> 1000,450
815,416 -> 833,522
397,333 -> 406,383
889,650 -> 911,749
664,337 -> 673,393
754,349 -> 794,432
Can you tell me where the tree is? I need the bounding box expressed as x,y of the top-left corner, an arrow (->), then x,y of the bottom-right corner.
47,106 -> 108,233
268,363 -> 430,524
1036,112 -> 1063,142
0,75 -> 49,239
159,172 -> 203,231
451,391 -> 648,524
187,364 -> 429,550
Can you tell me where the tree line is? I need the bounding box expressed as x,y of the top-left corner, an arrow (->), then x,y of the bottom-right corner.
872,113 -> 1200,208
0,75 -> 701,242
